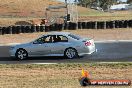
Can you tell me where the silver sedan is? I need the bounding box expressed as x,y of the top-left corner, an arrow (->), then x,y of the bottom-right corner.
10,32 -> 96,60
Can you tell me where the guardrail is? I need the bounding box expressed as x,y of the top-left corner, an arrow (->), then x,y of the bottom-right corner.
0,20 -> 132,35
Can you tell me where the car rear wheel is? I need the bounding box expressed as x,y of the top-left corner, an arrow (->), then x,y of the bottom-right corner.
64,48 -> 78,59
15,49 -> 28,60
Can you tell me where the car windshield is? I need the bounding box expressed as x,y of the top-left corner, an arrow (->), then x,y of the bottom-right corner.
68,34 -> 82,40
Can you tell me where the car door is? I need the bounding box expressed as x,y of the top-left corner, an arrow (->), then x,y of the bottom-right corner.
28,35 -> 54,56
50,35 -> 69,55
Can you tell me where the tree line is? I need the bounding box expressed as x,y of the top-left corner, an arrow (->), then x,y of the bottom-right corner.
77,0 -> 132,10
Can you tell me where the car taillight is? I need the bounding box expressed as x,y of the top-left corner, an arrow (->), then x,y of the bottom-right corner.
85,41 -> 91,46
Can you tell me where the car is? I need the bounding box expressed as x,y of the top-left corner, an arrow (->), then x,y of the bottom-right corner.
9,32 -> 96,60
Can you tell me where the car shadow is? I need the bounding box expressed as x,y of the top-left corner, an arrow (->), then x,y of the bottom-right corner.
0,56 -> 82,61
27,56 -> 67,61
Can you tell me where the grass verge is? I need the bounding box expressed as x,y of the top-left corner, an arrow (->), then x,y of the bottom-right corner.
0,63 -> 131,88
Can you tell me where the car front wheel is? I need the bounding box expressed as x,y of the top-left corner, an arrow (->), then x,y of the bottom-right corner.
64,48 -> 78,59
15,49 -> 28,60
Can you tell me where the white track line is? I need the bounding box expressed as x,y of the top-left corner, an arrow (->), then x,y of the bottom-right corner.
32,63 -> 57,64
0,43 -> 20,46
95,62 -> 132,64
95,40 -> 132,43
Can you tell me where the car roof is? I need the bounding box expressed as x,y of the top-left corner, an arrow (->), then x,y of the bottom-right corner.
47,32 -> 71,36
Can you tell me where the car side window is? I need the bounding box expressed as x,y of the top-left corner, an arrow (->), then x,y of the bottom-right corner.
34,35 -> 52,44
56,35 -> 68,42
33,37 -> 44,44
44,36 -> 52,43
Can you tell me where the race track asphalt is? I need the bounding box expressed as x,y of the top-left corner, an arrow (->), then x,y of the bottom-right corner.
0,41 -> 132,64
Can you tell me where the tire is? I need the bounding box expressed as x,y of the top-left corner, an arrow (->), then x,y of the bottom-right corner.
79,77 -> 91,86
15,49 -> 28,60
64,48 -> 78,59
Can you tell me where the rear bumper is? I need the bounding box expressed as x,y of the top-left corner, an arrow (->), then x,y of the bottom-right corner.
78,47 -> 97,56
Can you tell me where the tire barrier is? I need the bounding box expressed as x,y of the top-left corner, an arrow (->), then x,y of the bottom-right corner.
45,26 -> 50,32
8,26 -> 12,34
6,26 -> 11,34
52,23 -> 63,31
86,22 -> 90,29
115,20 -> 120,28
16,26 -> 21,34
78,22 -> 82,29
82,22 -> 87,29
36,25 -> 40,32
26,26 -> 32,33
58,24 -> 63,31
31,25 -> 36,33
40,25 -> 45,32
118,20 -> 123,28
69,22 -> 77,30
0,27 -> 2,35
97,21 -> 105,29
128,20 -> 132,28
106,21 -> 114,29
49,24 -> 54,31
68,22 -> 72,30
21,26 -> 26,33
3,27 -> 8,34
64,23 -> 68,30
123,20 -> 128,28
0,19 -> 132,35
1,27 -> 5,35
86,22 -> 96,29
91,21 -> 96,29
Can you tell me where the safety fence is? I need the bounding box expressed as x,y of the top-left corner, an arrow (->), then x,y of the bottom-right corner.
0,20 -> 132,35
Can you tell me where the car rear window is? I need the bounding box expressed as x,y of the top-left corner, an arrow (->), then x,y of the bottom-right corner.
68,34 -> 82,40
